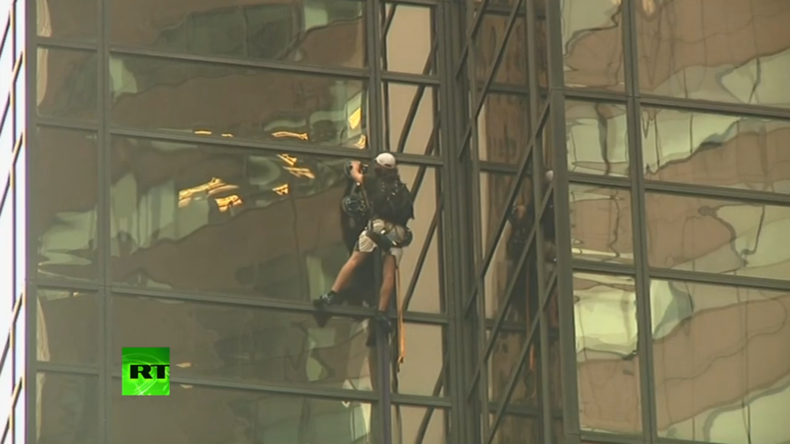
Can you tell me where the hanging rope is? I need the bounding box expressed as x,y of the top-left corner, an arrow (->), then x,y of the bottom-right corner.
396,265 -> 406,370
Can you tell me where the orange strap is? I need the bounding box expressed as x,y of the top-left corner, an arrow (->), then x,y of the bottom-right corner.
396,266 -> 405,368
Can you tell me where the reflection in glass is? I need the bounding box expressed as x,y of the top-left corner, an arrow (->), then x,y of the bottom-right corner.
490,413 -> 541,444
36,48 -> 98,122
393,323 -> 445,396
33,127 -> 99,282
110,0 -> 365,68
561,0 -> 625,90
574,273 -> 642,434
569,185 -> 633,264
566,100 -> 629,177
383,83 -> 439,155
393,406 -> 447,444
109,54 -> 368,148
487,328 -> 537,408
636,0 -> 790,108
474,15 -> 527,85
112,295 -> 375,391
396,166 -> 443,314
112,382 -> 375,444
645,193 -> 790,282
650,281 -> 790,444
37,289 -> 98,365
383,4 -> 435,75
546,288 -> 565,442
37,372 -> 100,444
478,94 -> 530,164
641,107 -> 790,194
36,0 -> 97,40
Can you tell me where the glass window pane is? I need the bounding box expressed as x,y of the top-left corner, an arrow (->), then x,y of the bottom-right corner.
37,289 -> 98,365
33,127 -> 99,282
36,0 -> 97,40
474,14 -> 527,86
0,352 -> 10,430
383,82 -> 439,155
0,26 -> 11,106
109,0 -> 365,68
12,0 -> 22,63
12,140 -> 23,297
110,137 -> 364,300
36,48 -> 98,123
641,107 -> 790,194
37,372 -> 100,444
651,281 -> 790,444
561,0 -> 625,91
490,413 -> 541,444
0,105 -> 10,186
566,100 -> 629,177
11,388 -> 21,444
478,94 -> 530,165
636,0 -> 790,109
383,4 -> 436,75
0,190 -> 10,317
112,295 -> 376,391
392,405 -> 447,444
645,193 -> 790,282
111,382 -> 376,444
394,323 -> 446,396
12,305 -> 23,385
12,61 -> 22,144
110,54 -> 368,148
569,185 -> 634,264
574,272 -> 642,434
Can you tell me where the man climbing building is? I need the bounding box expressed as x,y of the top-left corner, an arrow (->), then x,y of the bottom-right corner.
314,152 -> 414,332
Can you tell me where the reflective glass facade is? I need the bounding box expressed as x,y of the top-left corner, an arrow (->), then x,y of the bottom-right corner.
17,0 -> 790,443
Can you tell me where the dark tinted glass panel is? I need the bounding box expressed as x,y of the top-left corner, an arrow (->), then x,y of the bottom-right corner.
546,288 -> 565,442
111,382 -> 376,444
561,0 -> 625,91
110,54 -> 368,148
474,14 -> 527,86
110,0 -> 365,68
37,289 -> 98,365
383,82 -> 439,155
383,4 -> 436,75
487,327 -> 536,408
36,48 -> 98,122
112,295 -> 376,390
636,0 -> 790,108
651,281 -> 790,443
574,273 -> 642,434
110,136 -> 370,301
478,94 -> 530,165
33,127 -> 99,282
645,193 -> 790,282
490,414 -> 541,444
393,406 -> 447,444
566,100 -> 629,177
37,372 -> 100,444
642,107 -> 790,194
37,0 -> 97,40
569,185 -> 633,264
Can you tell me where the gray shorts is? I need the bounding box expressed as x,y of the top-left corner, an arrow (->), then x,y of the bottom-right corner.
356,219 -> 408,265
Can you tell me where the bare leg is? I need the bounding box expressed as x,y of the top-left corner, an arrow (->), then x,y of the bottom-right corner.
331,250 -> 369,293
377,254 -> 397,312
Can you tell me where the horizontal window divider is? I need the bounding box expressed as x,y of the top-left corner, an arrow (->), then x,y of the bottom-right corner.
108,371 -> 380,402
475,81 -> 530,95
36,361 -> 100,375
655,436 -> 718,444
479,161 -> 521,173
33,278 -> 102,291
644,179 -> 790,207
381,71 -> 441,85
35,37 -> 97,51
391,394 -> 452,407
485,402 -> 540,416
565,88 -> 628,103
647,268 -> 790,293
580,430 -> 644,444
572,259 -> 636,277
483,319 -> 530,331
640,94 -> 790,121
569,173 -> 631,188
400,312 -> 450,325
36,117 -> 98,132
107,45 -> 369,79
385,0 -> 442,7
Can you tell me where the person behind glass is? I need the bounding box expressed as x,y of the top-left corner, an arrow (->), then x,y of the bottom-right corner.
315,153 -> 414,331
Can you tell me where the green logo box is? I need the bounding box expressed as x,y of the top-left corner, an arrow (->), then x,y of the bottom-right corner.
121,347 -> 171,396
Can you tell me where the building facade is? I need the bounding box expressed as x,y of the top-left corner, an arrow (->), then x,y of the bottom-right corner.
6,0 -> 790,443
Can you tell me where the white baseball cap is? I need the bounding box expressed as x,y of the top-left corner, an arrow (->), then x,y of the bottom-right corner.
374,152 -> 397,168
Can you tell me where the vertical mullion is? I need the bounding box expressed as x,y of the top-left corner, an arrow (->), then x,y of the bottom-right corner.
98,0 -> 111,442
543,0 -> 581,443
622,1 -> 657,442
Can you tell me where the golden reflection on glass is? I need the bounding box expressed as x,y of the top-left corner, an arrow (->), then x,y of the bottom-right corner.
112,382 -> 375,444
645,193 -> 790,282
566,100 -> 629,177
474,14 -> 528,86
384,83 -> 439,156
574,273 -> 642,434
383,4 -> 435,75
641,107 -> 790,194
36,0 -> 97,39
109,54 -> 367,148
36,48 -> 98,123
561,0 -> 625,91
650,280 -> 790,444
569,185 -> 634,264
110,0 -> 366,68
636,0 -> 790,108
